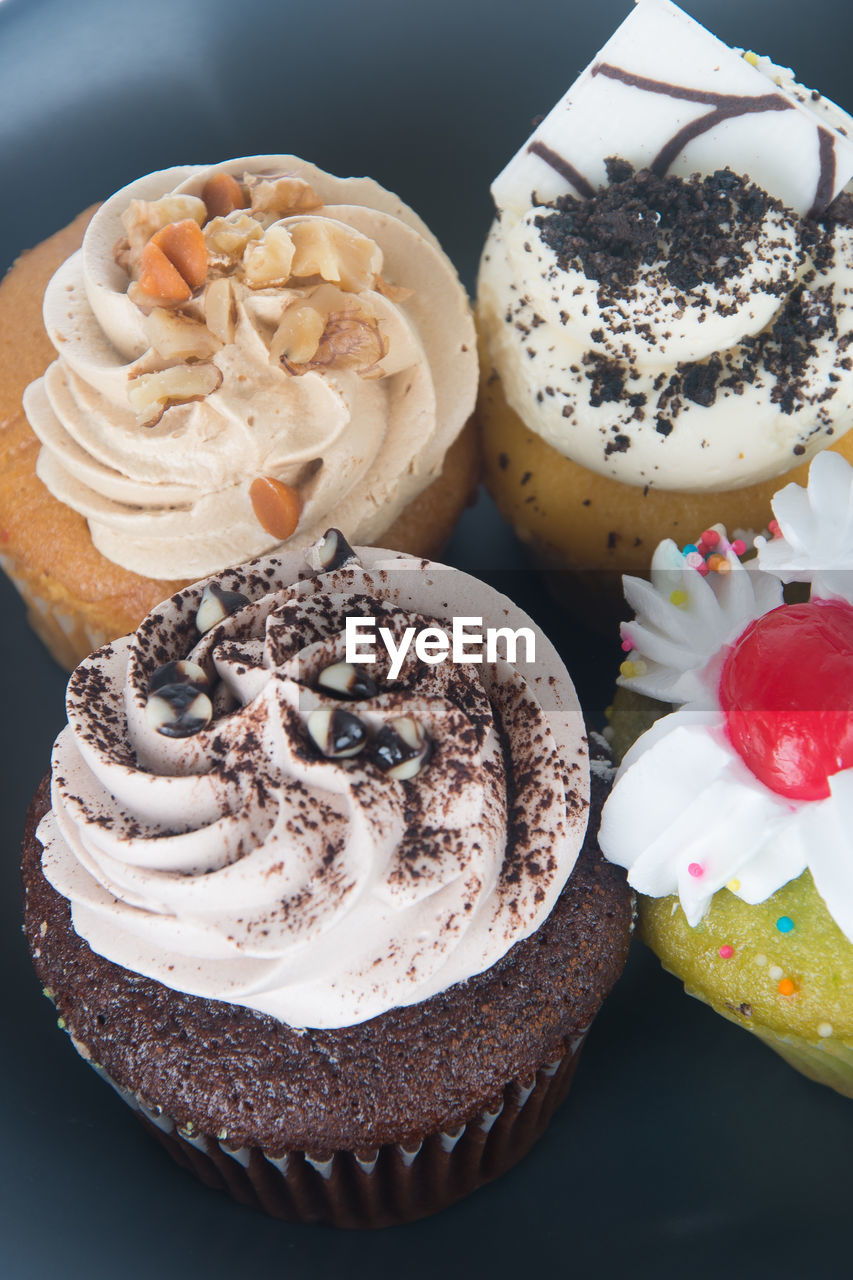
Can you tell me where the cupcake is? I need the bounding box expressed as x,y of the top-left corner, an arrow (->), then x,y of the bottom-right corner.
477,0 -> 853,611
22,531 -> 632,1226
0,156 -> 478,669
599,450 -> 853,1096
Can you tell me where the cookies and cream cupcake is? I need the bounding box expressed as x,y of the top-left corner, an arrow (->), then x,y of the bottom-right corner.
600,451 -> 853,1096
22,533 -> 632,1225
0,156 -> 478,668
477,0 -> 853,605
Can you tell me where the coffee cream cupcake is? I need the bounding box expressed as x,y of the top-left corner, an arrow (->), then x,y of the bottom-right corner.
477,0 -> 853,606
22,532 -> 632,1226
599,451 -> 853,1096
0,156 -> 478,669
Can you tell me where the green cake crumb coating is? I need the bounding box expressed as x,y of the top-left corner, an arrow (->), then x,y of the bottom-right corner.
608,687 -> 853,1096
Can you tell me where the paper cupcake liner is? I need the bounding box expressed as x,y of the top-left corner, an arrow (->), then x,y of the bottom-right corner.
0,551 -> 111,669
74,1028 -> 589,1228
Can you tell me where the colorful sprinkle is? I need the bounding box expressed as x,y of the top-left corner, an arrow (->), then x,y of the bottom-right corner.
727,878 -> 741,892
685,551 -> 704,569
777,977 -> 798,996
768,519 -> 781,538
718,944 -> 735,959
670,588 -> 688,607
818,1022 -> 834,1038
701,529 -> 720,548
688,862 -> 704,878
619,658 -> 648,678
768,964 -> 784,981
776,916 -> 795,934
754,953 -> 768,967
683,543 -> 698,555
621,637 -> 635,652
731,539 -> 747,556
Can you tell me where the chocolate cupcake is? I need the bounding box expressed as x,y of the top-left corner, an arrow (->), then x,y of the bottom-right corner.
22,534 -> 631,1226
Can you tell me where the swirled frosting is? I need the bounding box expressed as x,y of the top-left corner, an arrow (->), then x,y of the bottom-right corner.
24,157 -> 477,580
600,452 -> 853,940
479,167 -> 853,492
36,543 -> 589,1029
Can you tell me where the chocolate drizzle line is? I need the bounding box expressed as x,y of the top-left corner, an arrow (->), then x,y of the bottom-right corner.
528,62 -> 838,216
527,140 -> 595,199
810,127 -> 837,218
592,62 -> 793,178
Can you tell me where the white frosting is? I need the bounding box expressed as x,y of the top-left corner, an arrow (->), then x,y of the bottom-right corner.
756,450 -> 853,604
478,187 -> 853,493
492,1 -> 853,219
24,157 -> 477,580
479,0 -> 853,492
600,452 -> 853,940
37,546 -> 589,1029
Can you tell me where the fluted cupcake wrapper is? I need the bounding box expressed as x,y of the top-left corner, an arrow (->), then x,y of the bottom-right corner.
75,1029 -> 589,1228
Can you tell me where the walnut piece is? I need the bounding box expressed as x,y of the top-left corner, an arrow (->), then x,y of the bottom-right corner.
118,196 -> 207,277
269,304 -> 326,366
143,309 -> 222,360
288,220 -> 381,292
127,363 -> 223,426
204,213 -> 263,270
204,277 -> 238,344
246,174 -> 323,217
243,224 -> 296,289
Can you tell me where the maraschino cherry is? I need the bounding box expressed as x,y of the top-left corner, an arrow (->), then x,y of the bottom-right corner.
719,599 -> 853,802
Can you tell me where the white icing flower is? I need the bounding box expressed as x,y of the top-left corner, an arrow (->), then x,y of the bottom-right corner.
619,535 -> 782,706
602,452 -> 853,941
756,450 -> 853,604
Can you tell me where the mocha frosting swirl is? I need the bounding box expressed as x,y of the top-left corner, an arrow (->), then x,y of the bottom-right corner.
24,157 -> 477,580
37,545 -> 589,1029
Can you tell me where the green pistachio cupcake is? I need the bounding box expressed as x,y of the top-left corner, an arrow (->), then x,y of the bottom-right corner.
599,450 -> 853,1094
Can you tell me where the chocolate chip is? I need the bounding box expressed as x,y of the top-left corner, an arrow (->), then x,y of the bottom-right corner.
307,706 -> 368,759
371,716 -> 432,781
309,528 -> 358,573
317,662 -> 378,701
196,583 -> 250,635
148,659 -> 211,695
145,684 -> 213,738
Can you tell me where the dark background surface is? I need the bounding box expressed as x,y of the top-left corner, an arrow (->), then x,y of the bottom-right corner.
2,1 -> 853,1276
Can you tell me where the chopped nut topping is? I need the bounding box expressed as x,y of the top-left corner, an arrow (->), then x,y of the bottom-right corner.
246,173 -> 323,216
243,224 -> 296,289
249,475 -> 302,540
150,219 -> 209,290
204,277 -> 238,343
288,219 -> 381,292
118,195 -> 207,276
269,304 -> 326,366
202,172 -> 247,219
127,362 -> 223,426
138,242 -> 192,303
204,213 -> 263,269
142,309 -> 222,360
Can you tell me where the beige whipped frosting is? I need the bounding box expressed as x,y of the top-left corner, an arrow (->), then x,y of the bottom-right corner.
37,545 -> 589,1029
24,157 -> 477,580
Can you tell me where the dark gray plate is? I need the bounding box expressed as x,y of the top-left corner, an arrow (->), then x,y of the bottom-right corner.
2,2 -> 852,1277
